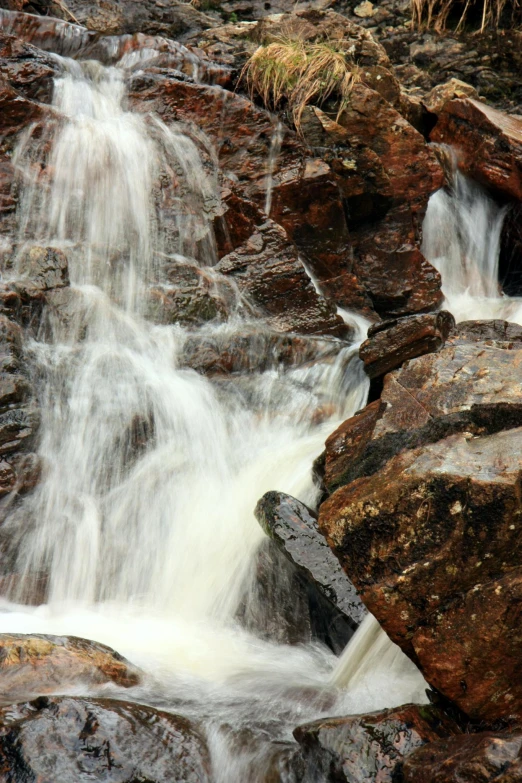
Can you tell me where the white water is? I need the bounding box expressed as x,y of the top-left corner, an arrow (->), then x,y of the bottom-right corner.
423,153 -> 522,323
0,55 -> 428,778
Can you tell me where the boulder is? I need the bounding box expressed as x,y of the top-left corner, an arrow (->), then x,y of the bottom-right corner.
255,490 -> 365,624
359,310 -> 455,379
319,426 -> 522,722
431,98 -> 522,201
294,704 -> 459,782
0,695 -> 210,782
0,634 -> 141,703
403,731 -> 522,783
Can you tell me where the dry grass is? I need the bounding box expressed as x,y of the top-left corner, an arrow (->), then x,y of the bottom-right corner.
241,39 -> 360,133
411,0 -> 515,31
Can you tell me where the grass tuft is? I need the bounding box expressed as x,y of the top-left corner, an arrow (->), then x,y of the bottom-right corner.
411,0 -> 517,31
241,39 -> 360,133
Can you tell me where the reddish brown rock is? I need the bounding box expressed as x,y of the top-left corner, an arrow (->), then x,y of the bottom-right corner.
0,696 -> 210,782
359,310 -> 455,379
324,334 -> 522,489
215,221 -> 346,336
0,634 -> 141,703
323,399 -> 386,494
431,98 -> 522,201
294,704 -> 459,782
181,328 -> 343,376
319,426 -> 522,722
403,731 -> 522,783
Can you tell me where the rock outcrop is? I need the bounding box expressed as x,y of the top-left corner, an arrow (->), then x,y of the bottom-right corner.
0,696 -> 211,782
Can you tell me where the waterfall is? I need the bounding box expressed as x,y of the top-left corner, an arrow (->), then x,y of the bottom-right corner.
0,55 -> 428,779
422,152 -> 522,323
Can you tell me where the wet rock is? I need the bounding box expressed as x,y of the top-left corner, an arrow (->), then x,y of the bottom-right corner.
403,731 -> 522,783
294,704 -> 459,782
431,98 -> 522,201
255,490 -> 365,624
15,245 -> 70,293
319,425 -> 522,722
0,695 -> 211,782
215,221 -> 346,336
181,328 -> 343,376
359,310 -> 455,379
0,634 -> 141,703
321,332 -> 522,489
322,399 -> 386,494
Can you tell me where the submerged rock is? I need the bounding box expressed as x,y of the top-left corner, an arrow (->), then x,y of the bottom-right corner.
403,730 -> 522,782
0,695 -> 211,782
0,634 -> 141,703
294,704 -> 459,782
359,310 -> 455,379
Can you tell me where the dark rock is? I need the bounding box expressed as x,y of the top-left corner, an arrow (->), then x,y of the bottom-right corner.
294,704 -> 459,782
0,695 -> 211,782
431,98 -> 522,201
0,634 -> 141,704
453,319 -> 522,344
319,425 -> 522,722
15,245 -> 70,294
403,731 -> 522,783
255,490 -> 365,624
359,310 -> 455,379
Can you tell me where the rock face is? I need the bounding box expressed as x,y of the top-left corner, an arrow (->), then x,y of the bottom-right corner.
359,310 -> 455,379
403,731 -> 522,783
431,97 -> 522,200
0,634 -> 141,703
255,490 -> 365,625
294,704 -> 459,783
0,696 -> 211,782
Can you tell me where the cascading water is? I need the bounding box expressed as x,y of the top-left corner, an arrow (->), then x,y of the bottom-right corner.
423,150 -> 522,323
0,52 -> 427,779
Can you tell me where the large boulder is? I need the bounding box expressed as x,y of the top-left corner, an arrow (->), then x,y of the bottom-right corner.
0,695 -> 211,782
403,731 -> 522,783
293,704 -> 459,782
318,323 -> 522,722
320,425 -> 522,723
0,634 -> 141,703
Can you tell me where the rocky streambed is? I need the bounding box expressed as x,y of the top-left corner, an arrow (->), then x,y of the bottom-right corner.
0,0 -> 521,781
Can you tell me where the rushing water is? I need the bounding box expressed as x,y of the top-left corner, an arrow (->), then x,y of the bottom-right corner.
0,54 -> 428,779
423,152 -> 522,324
